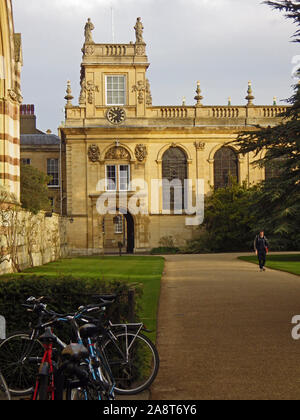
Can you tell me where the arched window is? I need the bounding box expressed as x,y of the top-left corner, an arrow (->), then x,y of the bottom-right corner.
214,146 -> 238,189
265,154 -> 285,181
162,147 -> 187,212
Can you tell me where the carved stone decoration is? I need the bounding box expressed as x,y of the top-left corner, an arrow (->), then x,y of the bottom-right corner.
79,78 -> 87,105
146,79 -> 152,106
84,45 -> 95,56
132,81 -> 146,104
86,81 -> 99,104
135,144 -> 148,162
105,146 -> 130,161
84,18 -> 95,44
194,142 -> 206,151
135,44 -> 146,56
134,17 -> 145,44
88,144 -> 100,163
8,88 -> 22,104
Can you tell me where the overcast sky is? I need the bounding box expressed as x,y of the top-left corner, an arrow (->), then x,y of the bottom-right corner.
13,0 -> 299,133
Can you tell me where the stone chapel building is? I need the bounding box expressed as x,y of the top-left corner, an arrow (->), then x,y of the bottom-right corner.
59,18 -> 287,255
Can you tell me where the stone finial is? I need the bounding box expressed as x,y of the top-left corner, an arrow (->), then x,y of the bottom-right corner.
134,17 -> 145,44
245,81 -> 255,106
84,18 -> 95,44
194,81 -> 203,107
228,97 -> 232,106
182,97 -> 186,106
273,96 -> 277,106
64,80 -> 74,107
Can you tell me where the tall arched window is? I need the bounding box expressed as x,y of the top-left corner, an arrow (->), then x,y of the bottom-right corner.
162,147 -> 187,212
265,154 -> 285,181
214,146 -> 238,189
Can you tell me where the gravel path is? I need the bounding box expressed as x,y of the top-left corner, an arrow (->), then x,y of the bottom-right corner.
150,253 -> 300,400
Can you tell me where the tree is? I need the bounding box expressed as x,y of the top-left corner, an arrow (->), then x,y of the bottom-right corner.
264,1 -> 300,42
233,0 -> 300,246
20,164 -> 52,214
185,180 -> 261,253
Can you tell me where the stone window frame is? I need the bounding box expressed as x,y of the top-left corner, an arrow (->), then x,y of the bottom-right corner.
105,164 -> 131,192
47,158 -> 60,187
105,75 -> 126,106
213,146 -> 239,190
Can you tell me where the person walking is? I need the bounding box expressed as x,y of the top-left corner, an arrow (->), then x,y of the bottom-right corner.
254,230 -> 269,272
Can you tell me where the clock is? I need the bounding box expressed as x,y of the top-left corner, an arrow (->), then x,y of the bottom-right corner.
106,107 -> 126,125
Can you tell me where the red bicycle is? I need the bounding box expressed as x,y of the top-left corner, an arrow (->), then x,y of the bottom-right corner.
32,328 -> 56,401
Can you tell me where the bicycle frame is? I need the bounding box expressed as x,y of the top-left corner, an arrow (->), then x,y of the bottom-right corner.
104,322 -> 144,362
32,342 -> 55,401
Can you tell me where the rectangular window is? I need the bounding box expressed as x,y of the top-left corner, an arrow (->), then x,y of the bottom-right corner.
115,216 -> 123,234
119,165 -> 130,191
21,158 -> 31,165
106,75 -> 126,106
47,158 -> 59,187
105,165 -> 130,192
106,165 -> 117,191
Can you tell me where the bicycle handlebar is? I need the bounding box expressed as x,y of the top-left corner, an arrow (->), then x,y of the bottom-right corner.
22,296 -> 116,327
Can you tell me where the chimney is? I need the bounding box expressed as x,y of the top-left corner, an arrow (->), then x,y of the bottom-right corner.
20,104 -> 42,134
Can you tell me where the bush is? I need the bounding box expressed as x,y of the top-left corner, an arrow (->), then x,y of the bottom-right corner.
0,276 -> 143,337
150,247 -> 180,255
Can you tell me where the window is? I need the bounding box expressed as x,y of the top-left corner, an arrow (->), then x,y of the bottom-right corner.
106,165 -> 117,191
265,155 -> 285,181
214,147 -> 238,189
21,158 -> 31,165
115,215 -> 123,234
162,147 -> 187,212
119,165 -> 130,191
106,75 -> 126,106
106,165 -> 130,192
47,158 -> 59,187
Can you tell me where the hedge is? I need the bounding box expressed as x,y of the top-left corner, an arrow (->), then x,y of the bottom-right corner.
0,276 -> 143,339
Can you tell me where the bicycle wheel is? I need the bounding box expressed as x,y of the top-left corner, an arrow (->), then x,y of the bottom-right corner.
101,332 -> 159,395
33,375 -> 50,401
0,371 -> 11,400
0,332 -> 44,396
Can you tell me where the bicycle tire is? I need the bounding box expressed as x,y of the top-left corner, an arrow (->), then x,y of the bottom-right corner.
33,374 -> 49,401
101,332 -> 159,395
0,371 -> 11,400
0,332 -> 44,396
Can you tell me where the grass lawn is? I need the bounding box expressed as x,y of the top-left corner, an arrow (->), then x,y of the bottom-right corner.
239,254 -> 300,276
3,256 -> 165,341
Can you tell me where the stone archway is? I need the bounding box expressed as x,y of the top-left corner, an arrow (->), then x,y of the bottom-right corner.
102,209 -> 135,254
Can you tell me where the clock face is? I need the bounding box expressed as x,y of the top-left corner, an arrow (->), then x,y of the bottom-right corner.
107,107 -> 126,125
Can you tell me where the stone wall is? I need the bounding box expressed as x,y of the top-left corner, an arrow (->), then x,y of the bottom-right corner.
0,209 -> 69,275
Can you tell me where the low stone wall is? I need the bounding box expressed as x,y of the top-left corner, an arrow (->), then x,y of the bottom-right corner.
0,210 -> 69,275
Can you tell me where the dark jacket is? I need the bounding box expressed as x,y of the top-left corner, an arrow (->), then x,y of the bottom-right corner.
254,235 -> 269,253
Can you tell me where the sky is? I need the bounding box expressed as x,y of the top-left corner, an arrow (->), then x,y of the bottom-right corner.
12,0 -> 299,134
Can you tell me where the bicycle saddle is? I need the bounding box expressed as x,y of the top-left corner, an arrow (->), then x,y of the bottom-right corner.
39,327 -> 58,344
79,323 -> 100,339
61,343 -> 89,362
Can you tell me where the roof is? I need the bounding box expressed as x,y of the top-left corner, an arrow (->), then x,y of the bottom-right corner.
20,134 -> 61,146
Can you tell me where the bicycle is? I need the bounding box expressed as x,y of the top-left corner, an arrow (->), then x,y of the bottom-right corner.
78,294 -> 160,395
0,297 -> 115,399
32,326 -> 109,401
26,299 -> 116,400
0,295 -> 159,397
0,370 -> 10,401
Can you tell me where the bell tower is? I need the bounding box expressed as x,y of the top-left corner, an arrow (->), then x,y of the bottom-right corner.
78,17 -> 151,122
